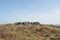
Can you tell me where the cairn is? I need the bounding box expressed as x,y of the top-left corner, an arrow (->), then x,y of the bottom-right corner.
15,22 -> 40,25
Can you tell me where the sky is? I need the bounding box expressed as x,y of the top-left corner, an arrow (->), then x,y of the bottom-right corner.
0,0 -> 60,24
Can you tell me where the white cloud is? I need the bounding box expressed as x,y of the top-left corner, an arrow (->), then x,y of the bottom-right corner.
1,9 -> 60,24
24,9 -> 60,24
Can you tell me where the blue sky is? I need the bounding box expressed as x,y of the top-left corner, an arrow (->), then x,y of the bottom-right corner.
0,0 -> 60,24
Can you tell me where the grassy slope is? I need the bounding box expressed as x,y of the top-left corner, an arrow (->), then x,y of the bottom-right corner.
0,23 -> 60,40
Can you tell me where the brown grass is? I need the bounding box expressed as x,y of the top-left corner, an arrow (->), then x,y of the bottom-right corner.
0,22 -> 60,40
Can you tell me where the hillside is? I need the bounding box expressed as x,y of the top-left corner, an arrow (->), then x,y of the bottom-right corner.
0,22 -> 60,40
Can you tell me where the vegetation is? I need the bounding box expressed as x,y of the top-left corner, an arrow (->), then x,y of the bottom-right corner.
0,22 -> 60,40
